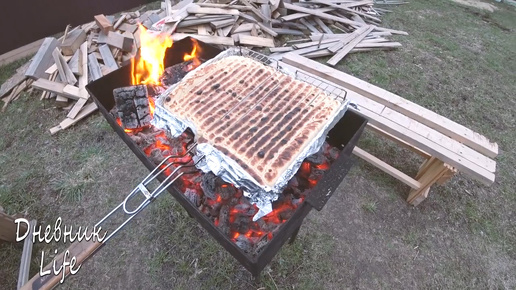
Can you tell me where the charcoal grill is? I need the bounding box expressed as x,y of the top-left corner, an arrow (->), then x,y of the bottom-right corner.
86,37 -> 367,278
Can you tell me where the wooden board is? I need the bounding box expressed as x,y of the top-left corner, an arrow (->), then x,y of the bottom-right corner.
327,25 -> 374,66
50,102 -> 98,134
60,29 -> 87,56
32,79 -> 81,100
0,61 -> 30,98
210,18 -> 236,29
98,44 -> 118,70
105,32 -> 134,52
238,34 -> 275,47
282,53 -> 499,158
283,3 -> 360,27
186,6 -> 240,16
25,38 -> 58,79
20,240 -> 103,290
68,42 -> 89,119
171,33 -> 234,46
87,54 -> 103,81
353,147 -> 421,189
0,212 -> 27,242
279,7 -> 334,22
94,14 -> 114,34
52,49 -> 77,85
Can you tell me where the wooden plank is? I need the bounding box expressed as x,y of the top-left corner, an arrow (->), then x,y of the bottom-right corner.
381,107 -> 496,173
68,42 -> 89,119
270,47 -> 294,53
68,50 -> 80,75
238,35 -> 275,47
310,31 -> 392,41
293,38 -> 340,49
105,31 -> 133,52
283,3 -> 360,27
52,49 -> 77,85
272,28 -> 304,35
25,38 -> 58,79
17,219 -> 37,289
279,7 -> 334,22
20,240 -> 103,290
87,54 -> 103,81
98,44 -> 118,70
314,17 -> 333,34
186,6 -> 240,16
355,42 -> 401,49
327,25 -> 374,66
118,23 -> 138,33
0,212 -> 27,242
0,38 -> 45,66
240,0 -> 269,23
299,18 -> 320,33
282,53 -> 499,158
353,147 -> 421,189
2,82 -> 23,111
177,16 -> 232,28
32,79 -> 81,100
357,104 -> 495,185
171,33 -> 234,46
407,159 -> 449,205
210,18 -> 236,29
260,4 -> 272,25
238,13 -> 278,37
50,102 -> 98,134
367,123 -> 432,159
113,14 -> 127,30
60,29 -> 87,56
94,14 -> 114,34
311,0 -> 381,22
0,61 -> 30,98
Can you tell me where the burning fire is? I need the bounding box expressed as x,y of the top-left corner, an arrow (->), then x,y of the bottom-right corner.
131,24 -> 173,86
183,39 -> 202,70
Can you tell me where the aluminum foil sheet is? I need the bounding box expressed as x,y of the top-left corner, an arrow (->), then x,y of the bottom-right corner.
153,48 -> 349,220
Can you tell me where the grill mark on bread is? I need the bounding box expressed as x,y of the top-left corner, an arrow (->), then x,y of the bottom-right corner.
222,77 -> 295,148
243,82 -> 319,156
171,63 -> 248,110
263,96 -> 334,179
200,69 -> 278,131
163,56 -> 340,187
211,76 -> 288,141
231,80 -> 307,154
186,67 -> 266,124
244,86 -> 324,180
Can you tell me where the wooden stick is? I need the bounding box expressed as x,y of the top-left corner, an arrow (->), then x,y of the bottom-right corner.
327,25 -> 374,66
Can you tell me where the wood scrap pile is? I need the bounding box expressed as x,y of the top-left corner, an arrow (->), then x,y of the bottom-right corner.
153,0 -> 407,65
0,0 -> 407,134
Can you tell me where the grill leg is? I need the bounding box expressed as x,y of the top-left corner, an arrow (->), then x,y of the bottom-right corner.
289,226 -> 301,245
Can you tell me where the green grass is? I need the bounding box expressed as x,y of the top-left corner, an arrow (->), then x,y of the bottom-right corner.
1,1 -> 515,289
362,200 -> 378,213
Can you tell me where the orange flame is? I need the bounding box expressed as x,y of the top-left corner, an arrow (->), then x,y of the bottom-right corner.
131,24 -> 173,86
183,39 -> 202,70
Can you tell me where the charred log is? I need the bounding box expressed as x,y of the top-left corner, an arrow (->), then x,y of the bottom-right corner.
113,84 -> 151,129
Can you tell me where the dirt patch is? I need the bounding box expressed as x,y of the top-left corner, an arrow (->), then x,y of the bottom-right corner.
451,0 -> 498,12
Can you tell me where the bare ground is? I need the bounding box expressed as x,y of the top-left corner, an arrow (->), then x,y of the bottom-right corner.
1,0 -> 515,289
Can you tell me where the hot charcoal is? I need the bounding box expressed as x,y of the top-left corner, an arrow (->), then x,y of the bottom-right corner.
120,123 -> 340,256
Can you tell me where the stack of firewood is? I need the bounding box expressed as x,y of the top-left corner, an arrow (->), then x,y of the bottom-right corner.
0,0 -> 407,134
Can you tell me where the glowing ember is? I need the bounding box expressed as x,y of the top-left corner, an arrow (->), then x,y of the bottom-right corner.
116,118 -> 144,134
123,124 -> 338,255
131,25 -> 173,86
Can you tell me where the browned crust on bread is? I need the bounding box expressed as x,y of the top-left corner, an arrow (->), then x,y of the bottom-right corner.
164,56 -> 340,187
